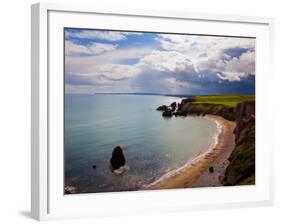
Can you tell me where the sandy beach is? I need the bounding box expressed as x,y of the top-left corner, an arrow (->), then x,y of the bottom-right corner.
145,115 -> 236,190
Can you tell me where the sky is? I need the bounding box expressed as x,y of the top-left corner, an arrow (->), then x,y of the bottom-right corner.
65,28 -> 255,95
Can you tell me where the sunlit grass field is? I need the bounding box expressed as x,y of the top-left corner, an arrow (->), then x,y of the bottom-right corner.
194,95 -> 255,107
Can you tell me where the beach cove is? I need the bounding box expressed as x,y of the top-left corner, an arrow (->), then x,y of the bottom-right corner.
144,94 -> 255,189
65,94 -> 255,194
64,94 -> 223,193
145,115 -> 236,190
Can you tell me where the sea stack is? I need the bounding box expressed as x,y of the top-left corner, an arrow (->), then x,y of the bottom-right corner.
110,146 -> 126,170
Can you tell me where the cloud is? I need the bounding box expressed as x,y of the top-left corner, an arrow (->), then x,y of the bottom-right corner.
155,34 -> 255,81
65,41 -> 118,56
65,77 -> 138,94
121,32 -> 143,36
157,34 -> 254,54
65,30 -> 143,42
163,77 -> 198,90
138,50 -> 195,73
65,29 -> 255,95
214,50 -> 255,81
92,64 -> 141,80
65,47 -> 153,76
66,63 -> 141,86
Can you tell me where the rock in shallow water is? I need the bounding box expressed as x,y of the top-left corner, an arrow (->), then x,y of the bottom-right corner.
156,105 -> 168,111
162,109 -> 173,117
110,146 -> 126,170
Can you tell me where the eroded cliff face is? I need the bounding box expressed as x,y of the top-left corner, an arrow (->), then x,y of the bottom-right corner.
224,101 -> 255,185
176,99 -> 255,185
234,101 -> 255,143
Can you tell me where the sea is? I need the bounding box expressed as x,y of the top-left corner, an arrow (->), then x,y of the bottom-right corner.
64,94 -> 219,193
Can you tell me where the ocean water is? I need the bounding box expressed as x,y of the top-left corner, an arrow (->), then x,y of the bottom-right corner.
64,94 -> 219,193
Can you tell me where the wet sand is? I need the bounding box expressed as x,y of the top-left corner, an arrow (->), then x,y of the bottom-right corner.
145,115 -> 236,190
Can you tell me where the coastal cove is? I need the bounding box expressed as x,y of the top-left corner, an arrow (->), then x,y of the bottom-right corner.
149,94 -> 255,188
64,94 -> 222,194
64,94 -> 255,194
145,115 -> 236,189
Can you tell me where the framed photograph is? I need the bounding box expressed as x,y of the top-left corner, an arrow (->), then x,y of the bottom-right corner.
31,2 -> 274,221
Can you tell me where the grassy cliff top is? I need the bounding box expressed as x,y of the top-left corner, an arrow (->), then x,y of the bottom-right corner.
193,95 -> 255,107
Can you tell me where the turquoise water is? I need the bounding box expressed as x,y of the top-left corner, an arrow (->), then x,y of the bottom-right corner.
64,94 -> 218,193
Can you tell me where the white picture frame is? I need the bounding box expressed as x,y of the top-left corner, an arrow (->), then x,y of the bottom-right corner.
31,2 -> 274,221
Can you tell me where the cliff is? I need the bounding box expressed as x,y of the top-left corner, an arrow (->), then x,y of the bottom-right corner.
223,101 -> 255,185
178,101 -> 236,121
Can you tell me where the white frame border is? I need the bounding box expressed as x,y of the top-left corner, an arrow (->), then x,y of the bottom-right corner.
31,2 -> 275,221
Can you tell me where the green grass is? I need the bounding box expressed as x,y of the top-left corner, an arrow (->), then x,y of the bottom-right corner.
180,95 -> 255,121
193,95 -> 255,107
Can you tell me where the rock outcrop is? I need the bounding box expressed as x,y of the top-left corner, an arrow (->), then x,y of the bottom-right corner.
157,102 -> 177,116
170,102 -> 177,111
162,109 -> 173,117
174,110 -> 187,116
110,146 -> 126,170
156,105 -> 168,111
156,97 -> 236,120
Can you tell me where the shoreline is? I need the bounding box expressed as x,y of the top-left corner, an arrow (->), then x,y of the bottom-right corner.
143,115 -> 236,190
